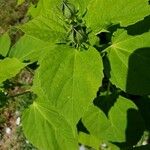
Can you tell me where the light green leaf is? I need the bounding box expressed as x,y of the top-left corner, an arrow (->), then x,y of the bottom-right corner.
32,45 -> 103,126
27,0 -> 58,17
85,0 -> 150,33
28,0 -> 91,18
9,35 -> 54,62
19,13 -> 66,43
78,132 -> 119,150
22,101 -> 78,150
0,58 -> 25,83
106,29 -> 150,95
11,12 -> 66,61
78,132 -> 100,150
0,33 -> 10,57
82,96 -> 144,143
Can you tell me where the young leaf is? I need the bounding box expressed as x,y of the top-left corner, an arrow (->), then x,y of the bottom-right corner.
0,58 -> 25,83
22,101 -> 78,150
85,0 -> 150,33
82,96 -> 145,144
32,45 -> 103,126
0,33 -> 10,57
106,29 -> 150,95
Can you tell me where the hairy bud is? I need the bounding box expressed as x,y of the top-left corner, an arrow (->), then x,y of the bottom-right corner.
62,0 -> 76,19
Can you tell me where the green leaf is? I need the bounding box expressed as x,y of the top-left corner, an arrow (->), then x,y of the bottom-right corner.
82,96 -> 144,143
106,29 -> 150,95
78,132 -> 100,150
9,35 -> 54,62
28,0 -> 91,18
22,101 -> 78,150
19,13 -> 66,43
78,132 -> 120,150
27,0 -> 57,17
0,58 -> 25,83
32,45 -> 103,126
0,33 -> 10,57
11,12 -> 66,61
85,0 -> 150,33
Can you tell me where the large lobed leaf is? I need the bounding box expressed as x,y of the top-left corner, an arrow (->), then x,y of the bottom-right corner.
22,101 -> 78,150
85,0 -> 150,33
82,96 -> 144,144
22,44 -> 103,150
106,29 -> 150,95
9,12 -> 66,61
31,45 -> 103,126
16,1 -> 150,149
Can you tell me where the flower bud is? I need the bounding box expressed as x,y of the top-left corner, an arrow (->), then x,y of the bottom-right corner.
62,1 -> 76,19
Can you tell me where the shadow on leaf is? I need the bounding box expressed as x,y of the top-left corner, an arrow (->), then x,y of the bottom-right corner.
112,108 -> 145,149
93,91 -> 118,117
133,96 -> 150,131
126,47 -> 150,95
124,15 -> 150,35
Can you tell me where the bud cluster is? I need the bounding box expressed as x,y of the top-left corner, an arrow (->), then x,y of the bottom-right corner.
61,0 -> 90,50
